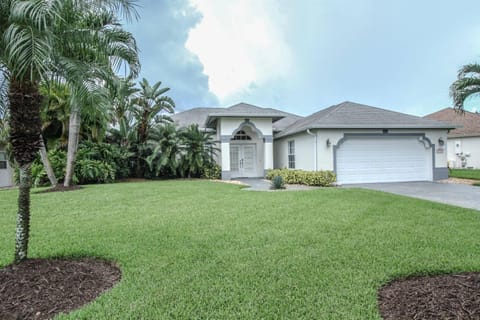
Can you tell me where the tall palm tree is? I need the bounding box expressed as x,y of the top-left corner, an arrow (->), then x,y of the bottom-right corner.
0,0 -> 139,263
450,63 -> 480,111
58,5 -> 140,187
132,78 -> 175,177
1,0 -> 62,263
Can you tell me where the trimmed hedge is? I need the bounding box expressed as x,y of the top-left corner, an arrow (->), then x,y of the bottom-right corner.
265,169 -> 336,187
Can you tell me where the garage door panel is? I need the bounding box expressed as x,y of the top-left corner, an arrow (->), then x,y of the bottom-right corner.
336,137 -> 432,184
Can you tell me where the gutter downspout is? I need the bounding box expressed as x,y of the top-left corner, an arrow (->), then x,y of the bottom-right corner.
306,129 -> 318,171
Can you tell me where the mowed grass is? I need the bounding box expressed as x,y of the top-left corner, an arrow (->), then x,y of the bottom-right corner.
0,181 -> 479,319
450,168 -> 480,180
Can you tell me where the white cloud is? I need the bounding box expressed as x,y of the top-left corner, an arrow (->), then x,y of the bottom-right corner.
186,0 -> 292,102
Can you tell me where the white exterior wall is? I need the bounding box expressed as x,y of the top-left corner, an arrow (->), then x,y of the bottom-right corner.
0,147 -> 13,188
219,118 -> 273,137
274,133 -> 314,170
219,118 -> 274,178
447,136 -> 480,168
274,129 -> 449,178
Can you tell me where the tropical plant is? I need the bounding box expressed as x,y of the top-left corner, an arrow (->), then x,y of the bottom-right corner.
108,76 -> 139,127
144,123 -> 182,177
1,0 -> 61,263
77,141 -> 131,179
270,175 -> 285,190
450,63 -> 480,111
59,3 -> 140,187
0,0 -> 139,263
179,124 -> 219,178
132,78 -> 175,177
74,159 -> 115,184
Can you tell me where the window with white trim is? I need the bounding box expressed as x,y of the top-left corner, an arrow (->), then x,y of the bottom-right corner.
0,152 -> 7,169
288,140 -> 295,169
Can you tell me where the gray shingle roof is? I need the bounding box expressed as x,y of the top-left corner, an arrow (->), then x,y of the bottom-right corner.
275,101 -> 456,138
170,107 -> 222,129
205,103 -> 290,127
171,103 -> 302,130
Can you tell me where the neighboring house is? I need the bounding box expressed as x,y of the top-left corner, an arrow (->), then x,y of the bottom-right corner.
424,108 -> 480,169
172,102 -> 454,184
0,144 -> 13,188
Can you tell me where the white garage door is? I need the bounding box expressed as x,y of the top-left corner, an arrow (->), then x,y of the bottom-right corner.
336,136 -> 432,184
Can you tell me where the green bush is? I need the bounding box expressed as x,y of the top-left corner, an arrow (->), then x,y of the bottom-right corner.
266,169 -> 336,187
270,175 -> 285,190
74,159 -> 115,184
77,141 -> 131,179
48,149 -> 67,182
201,164 -> 221,180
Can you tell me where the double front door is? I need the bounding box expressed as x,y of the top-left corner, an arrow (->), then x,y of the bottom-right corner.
230,144 -> 257,178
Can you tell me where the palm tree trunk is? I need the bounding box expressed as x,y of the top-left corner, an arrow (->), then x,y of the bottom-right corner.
64,107 -> 81,187
39,135 -> 57,187
14,164 -> 31,263
8,78 -> 42,263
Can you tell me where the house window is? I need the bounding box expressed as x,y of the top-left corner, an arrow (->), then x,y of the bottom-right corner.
231,130 -> 252,141
0,152 -> 7,169
288,140 -> 295,169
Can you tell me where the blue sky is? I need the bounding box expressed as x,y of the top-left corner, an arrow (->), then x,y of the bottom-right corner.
126,0 -> 480,116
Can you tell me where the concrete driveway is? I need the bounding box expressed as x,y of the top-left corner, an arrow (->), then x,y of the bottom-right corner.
344,181 -> 480,211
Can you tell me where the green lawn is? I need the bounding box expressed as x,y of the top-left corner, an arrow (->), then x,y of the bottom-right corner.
449,168 -> 480,180
1,181 -> 479,319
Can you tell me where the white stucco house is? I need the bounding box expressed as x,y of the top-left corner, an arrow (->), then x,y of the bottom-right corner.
172,101 -> 455,184
425,108 -> 480,169
0,144 -> 13,188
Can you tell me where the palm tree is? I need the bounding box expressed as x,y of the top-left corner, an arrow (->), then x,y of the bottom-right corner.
58,6 -> 140,187
450,63 -> 480,111
109,76 -> 139,127
0,0 -> 139,263
145,123 -> 182,177
1,0 -> 62,263
132,78 -> 175,177
179,124 -> 219,178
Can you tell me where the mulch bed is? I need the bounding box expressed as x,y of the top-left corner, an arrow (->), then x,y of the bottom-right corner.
38,185 -> 82,193
0,258 -> 121,320
378,272 -> 480,319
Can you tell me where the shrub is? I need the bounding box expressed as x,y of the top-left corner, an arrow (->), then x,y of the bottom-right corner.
74,159 -> 115,184
266,169 -> 336,187
77,141 -> 131,179
202,164 -> 221,180
270,175 -> 285,190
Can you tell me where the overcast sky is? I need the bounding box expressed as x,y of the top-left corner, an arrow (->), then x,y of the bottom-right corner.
126,0 -> 480,116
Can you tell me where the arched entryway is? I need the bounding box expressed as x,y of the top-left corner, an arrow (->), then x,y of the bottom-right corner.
229,125 -> 264,178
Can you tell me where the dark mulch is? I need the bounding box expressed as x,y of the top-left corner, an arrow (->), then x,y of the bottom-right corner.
0,258 -> 121,320
38,185 -> 82,193
378,272 -> 480,319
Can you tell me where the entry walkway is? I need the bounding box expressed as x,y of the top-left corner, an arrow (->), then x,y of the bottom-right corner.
235,178 -> 319,191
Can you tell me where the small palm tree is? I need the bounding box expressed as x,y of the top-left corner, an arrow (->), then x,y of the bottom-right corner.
450,63 -> 480,111
144,123 -> 182,177
179,124 -> 219,178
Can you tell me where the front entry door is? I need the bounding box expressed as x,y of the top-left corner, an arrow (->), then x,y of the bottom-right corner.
230,144 -> 257,177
